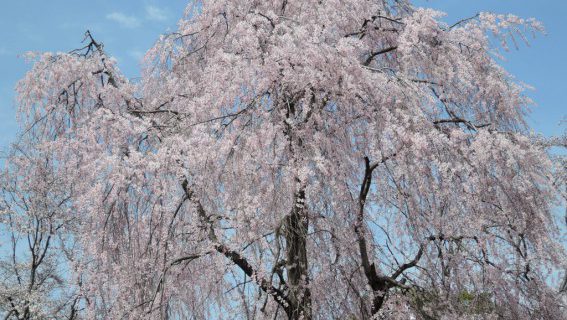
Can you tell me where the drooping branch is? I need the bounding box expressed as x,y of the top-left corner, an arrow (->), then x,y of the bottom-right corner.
449,13 -> 480,29
355,157 -> 374,282
345,14 -> 405,38
391,245 -> 424,279
355,154 -> 425,315
433,118 -> 491,130
363,46 -> 398,66
179,179 -> 293,314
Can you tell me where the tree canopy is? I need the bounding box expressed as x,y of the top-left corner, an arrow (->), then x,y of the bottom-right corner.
1,0 -> 566,319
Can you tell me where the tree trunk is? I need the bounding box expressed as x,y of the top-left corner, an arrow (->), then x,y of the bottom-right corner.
284,188 -> 311,319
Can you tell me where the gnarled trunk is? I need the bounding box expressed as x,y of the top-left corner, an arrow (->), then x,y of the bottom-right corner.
284,188 -> 311,319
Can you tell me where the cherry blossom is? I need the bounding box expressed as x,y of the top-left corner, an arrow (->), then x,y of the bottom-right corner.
3,1 -> 566,319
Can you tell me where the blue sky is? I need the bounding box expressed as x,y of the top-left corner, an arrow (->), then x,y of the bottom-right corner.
0,0 -> 565,151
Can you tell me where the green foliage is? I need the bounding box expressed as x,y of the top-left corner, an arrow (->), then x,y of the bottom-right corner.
407,288 -> 497,319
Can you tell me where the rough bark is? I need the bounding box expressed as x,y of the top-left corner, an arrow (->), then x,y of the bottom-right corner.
284,188 -> 311,319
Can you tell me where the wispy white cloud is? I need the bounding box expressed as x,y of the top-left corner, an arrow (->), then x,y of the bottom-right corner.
128,49 -> 145,61
145,5 -> 169,22
106,12 -> 141,28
